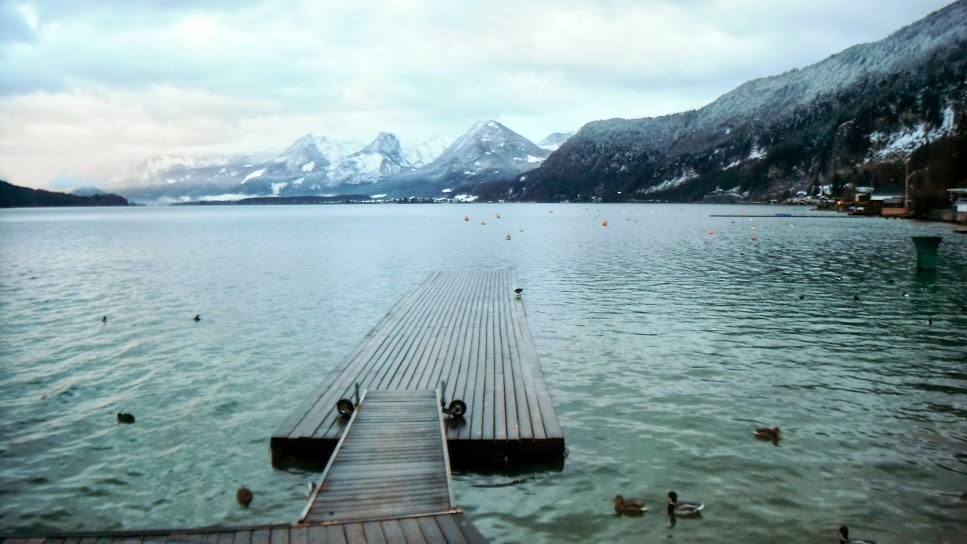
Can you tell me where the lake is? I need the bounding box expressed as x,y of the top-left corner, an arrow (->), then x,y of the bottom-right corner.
0,204 -> 964,543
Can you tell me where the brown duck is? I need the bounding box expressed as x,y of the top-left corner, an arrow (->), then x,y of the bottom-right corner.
236,486 -> 253,507
754,427 -> 780,441
613,495 -> 647,515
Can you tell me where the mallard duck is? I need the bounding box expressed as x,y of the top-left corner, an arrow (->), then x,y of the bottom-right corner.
236,486 -> 253,507
755,427 -> 780,441
613,495 -> 647,515
667,491 -> 703,517
116,413 -> 135,424
838,525 -> 875,544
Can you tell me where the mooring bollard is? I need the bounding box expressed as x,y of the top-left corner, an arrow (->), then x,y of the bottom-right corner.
911,235 -> 943,270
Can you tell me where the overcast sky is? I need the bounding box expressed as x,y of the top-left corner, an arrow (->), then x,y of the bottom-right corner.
0,0 -> 956,190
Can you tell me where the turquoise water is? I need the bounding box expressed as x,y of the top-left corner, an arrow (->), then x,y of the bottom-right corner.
0,204 -> 964,542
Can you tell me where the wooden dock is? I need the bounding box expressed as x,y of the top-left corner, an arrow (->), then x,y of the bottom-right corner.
301,390 -> 455,523
271,270 -> 564,469
0,515 -> 487,544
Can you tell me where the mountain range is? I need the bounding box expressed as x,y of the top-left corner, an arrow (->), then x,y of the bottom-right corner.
105,1 -> 966,205
112,121 -> 561,203
479,0 -> 967,205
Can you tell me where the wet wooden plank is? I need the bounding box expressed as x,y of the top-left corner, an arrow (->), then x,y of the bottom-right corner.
301,391 -> 452,524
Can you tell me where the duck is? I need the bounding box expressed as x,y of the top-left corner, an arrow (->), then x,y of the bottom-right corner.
754,427 -> 780,441
236,486 -> 253,507
838,525 -> 875,544
667,491 -> 703,517
193,314 -> 201,321
613,495 -> 647,515
514,288 -> 523,297
116,413 -> 135,424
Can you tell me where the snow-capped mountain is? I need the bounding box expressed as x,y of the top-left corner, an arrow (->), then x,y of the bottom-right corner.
361,121 -> 550,198
403,134 -> 455,168
328,133 -> 414,185
484,0 -> 967,203
103,150 -> 277,188
429,121 -> 549,178
537,132 -> 574,151
110,120 -> 552,202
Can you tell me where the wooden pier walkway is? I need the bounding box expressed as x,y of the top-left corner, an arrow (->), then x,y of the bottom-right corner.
271,270 -> 564,469
0,514 -> 486,544
301,390 -> 455,523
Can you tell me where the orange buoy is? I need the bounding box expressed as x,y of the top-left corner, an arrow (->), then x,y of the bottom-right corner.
464,216 -> 469,222
751,235 -> 758,241
602,220 -> 608,227
707,230 -> 714,235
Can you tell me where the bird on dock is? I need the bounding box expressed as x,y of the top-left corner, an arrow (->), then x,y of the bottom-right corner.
116,413 -> 135,424
236,486 -> 253,507
755,427 -> 780,442
613,495 -> 647,515
667,491 -> 703,517
306,482 -> 317,498
514,288 -> 523,298
193,314 -> 200,321
838,525 -> 876,544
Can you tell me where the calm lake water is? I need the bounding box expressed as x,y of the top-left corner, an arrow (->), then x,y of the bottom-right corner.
1,204 -> 965,543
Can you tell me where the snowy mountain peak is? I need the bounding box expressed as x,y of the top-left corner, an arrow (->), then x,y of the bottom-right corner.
360,132 -> 404,156
416,120 -> 550,180
328,132 -> 415,186
538,132 -> 575,151
403,133 -> 458,168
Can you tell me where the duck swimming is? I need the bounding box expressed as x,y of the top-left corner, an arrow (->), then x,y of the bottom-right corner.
116,413 -> 135,424
236,486 -> 253,507
667,491 -> 703,517
838,525 -> 875,544
613,495 -> 647,515
755,427 -> 780,441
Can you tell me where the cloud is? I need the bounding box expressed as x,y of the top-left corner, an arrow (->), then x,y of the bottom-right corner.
0,1 -> 36,45
0,0 -> 956,189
